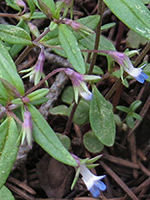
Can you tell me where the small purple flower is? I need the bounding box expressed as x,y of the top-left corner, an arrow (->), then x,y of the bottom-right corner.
21,47 -> 45,85
22,110 -> 32,147
79,164 -> 106,198
100,50 -> 148,83
64,68 -> 101,103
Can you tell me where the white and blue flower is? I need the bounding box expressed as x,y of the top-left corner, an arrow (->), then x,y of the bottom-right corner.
64,68 -> 101,103
79,164 -> 106,198
100,50 -> 148,83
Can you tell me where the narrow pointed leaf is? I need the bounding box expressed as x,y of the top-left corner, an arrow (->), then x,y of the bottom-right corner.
103,0 -> 150,40
0,41 -> 24,95
0,24 -> 32,45
0,118 -> 19,188
90,85 -> 116,146
5,0 -> 21,11
28,104 -> 77,166
58,24 -> 85,74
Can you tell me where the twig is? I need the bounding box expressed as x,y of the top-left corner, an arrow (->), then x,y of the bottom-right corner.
100,161 -> 139,200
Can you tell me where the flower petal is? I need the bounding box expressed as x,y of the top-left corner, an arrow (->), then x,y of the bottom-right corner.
80,90 -> 93,101
90,184 -> 100,198
95,180 -> 107,191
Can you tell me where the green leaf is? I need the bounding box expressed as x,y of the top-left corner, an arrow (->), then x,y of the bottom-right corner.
0,118 -> 19,188
0,186 -> 15,200
58,24 -> 85,74
27,0 -> 36,16
50,105 -> 69,116
127,30 -> 148,48
132,113 -> 142,120
130,100 -> 142,112
27,104 -> 77,166
86,63 -> 104,75
83,131 -> 104,153
103,0 -> 150,40
30,11 -> 47,19
37,0 -> 55,17
101,22 -> 116,31
79,34 -> 116,51
9,19 -> 30,57
40,28 -> 60,45
73,100 -> 90,126
27,89 -> 49,102
117,105 -> 130,113
5,0 -> 21,11
90,85 -> 116,146
76,15 -> 100,30
74,15 -> 100,40
0,80 -> 9,105
61,86 -> 74,105
0,41 -> 24,95
126,116 -> 135,128
31,97 -> 48,105
0,24 -> 32,45
56,133 -> 71,150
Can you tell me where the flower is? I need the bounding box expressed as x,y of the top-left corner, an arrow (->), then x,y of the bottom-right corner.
64,68 -> 101,103
22,110 -> 32,147
21,47 -> 45,85
63,19 -> 94,35
79,164 -> 106,198
100,50 -> 148,83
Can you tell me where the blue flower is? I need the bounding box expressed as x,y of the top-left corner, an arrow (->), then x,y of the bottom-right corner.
100,50 -> 148,83
64,68 -> 101,103
123,63 -> 148,83
79,164 -> 106,198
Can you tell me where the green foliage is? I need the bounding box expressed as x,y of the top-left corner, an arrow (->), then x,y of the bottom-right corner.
0,118 -> 19,189
117,100 -> 142,128
61,86 -> 74,105
5,0 -> 21,11
58,24 -> 86,74
90,85 -> 116,146
0,186 -> 15,200
103,0 -> 150,40
27,88 -> 49,102
0,41 -> 24,95
83,131 -> 104,153
56,133 -> 71,150
0,0 -> 149,195
50,99 -> 90,126
0,24 -> 32,45
28,104 -> 77,166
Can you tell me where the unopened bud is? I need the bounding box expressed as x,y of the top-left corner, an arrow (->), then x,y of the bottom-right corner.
28,22 -> 40,37
16,0 -> 26,8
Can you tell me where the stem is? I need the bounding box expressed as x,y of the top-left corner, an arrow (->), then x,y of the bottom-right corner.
7,111 -> 22,126
15,28 -> 50,66
134,42 -> 150,67
0,13 -> 20,19
63,102 -> 78,135
25,68 -> 65,96
88,0 -> 104,74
